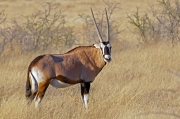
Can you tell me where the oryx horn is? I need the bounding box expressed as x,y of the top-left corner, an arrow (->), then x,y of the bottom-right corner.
91,8 -> 103,43
105,8 -> 110,42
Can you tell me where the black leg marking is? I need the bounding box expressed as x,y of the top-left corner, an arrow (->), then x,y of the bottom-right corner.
81,83 -> 85,101
84,82 -> 91,94
80,82 -> 91,108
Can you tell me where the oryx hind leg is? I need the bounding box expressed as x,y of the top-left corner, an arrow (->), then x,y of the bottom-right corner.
34,81 -> 49,108
81,82 -> 91,108
29,72 -> 38,102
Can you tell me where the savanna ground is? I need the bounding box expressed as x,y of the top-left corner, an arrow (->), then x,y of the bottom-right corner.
1,0 -> 180,119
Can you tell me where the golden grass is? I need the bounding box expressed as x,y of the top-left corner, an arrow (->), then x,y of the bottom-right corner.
1,44 -> 180,119
1,0 -> 180,119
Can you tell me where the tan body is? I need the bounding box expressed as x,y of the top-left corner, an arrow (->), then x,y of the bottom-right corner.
28,46 -> 105,85
26,46 -> 106,108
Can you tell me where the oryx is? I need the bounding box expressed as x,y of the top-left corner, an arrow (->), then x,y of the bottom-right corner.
25,8 -> 112,108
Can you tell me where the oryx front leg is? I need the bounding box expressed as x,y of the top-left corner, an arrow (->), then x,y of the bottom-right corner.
34,81 -> 49,108
81,82 -> 91,108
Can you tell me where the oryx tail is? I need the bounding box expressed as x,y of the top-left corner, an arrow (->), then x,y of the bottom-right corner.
25,67 -> 32,98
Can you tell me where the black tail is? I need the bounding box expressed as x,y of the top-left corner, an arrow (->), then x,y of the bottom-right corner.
25,68 -> 31,98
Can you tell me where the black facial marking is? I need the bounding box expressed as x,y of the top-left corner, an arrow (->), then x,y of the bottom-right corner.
102,41 -> 109,45
104,46 -> 109,55
101,42 -> 111,56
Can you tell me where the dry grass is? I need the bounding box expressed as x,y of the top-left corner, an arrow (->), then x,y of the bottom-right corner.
1,44 -> 180,119
1,0 -> 180,119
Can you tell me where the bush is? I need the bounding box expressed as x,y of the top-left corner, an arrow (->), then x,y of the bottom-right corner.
0,1 -> 121,56
0,2 -> 77,55
127,0 -> 180,45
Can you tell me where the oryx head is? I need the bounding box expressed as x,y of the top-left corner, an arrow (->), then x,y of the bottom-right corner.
91,8 -> 112,63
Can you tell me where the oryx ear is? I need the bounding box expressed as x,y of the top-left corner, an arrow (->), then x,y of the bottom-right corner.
94,43 -> 101,49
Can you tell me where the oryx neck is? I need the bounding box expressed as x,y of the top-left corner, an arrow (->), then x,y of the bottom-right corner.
92,46 -> 106,67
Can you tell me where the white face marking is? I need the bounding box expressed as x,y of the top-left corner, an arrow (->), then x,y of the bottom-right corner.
100,43 -> 105,55
104,56 -> 111,63
83,94 -> 89,109
107,43 -> 111,48
104,55 -> 111,60
50,78 -> 72,88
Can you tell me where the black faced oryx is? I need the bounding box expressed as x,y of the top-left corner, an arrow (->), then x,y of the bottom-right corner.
25,8 -> 112,108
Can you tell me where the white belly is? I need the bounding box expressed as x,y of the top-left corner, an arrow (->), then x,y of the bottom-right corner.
50,79 -> 72,88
